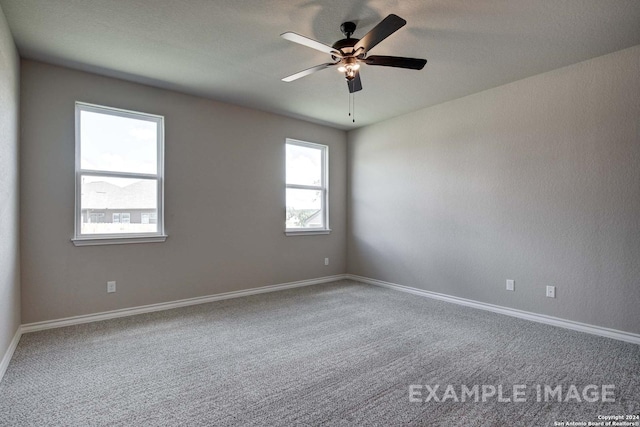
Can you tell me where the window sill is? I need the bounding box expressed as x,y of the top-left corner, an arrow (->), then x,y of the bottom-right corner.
72,235 -> 168,246
285,229 -> 331,236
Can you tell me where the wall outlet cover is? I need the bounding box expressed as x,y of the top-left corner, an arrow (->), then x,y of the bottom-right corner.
546,285 -> 556,298
506,279 -> 515,291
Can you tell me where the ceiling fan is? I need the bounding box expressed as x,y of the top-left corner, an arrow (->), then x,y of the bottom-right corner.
281,14 -> 427,94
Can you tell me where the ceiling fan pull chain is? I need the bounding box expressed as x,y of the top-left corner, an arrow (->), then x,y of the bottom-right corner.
347,93 -> 356,123
353,93 -> 356,123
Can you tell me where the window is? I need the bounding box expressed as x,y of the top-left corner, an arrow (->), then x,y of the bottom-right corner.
73,102 -> 166,245
285,139 -> 329,235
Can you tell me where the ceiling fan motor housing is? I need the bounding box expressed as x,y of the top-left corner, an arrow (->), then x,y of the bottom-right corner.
333,21 -> 362,60
332,38 -> 361,60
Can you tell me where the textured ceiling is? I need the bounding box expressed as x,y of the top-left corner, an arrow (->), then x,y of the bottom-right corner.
2,0 -> 640,130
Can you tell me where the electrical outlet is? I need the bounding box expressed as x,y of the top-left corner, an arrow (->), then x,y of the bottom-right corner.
324,258 -> 329,266
506,279 -> 515,291
107,281 -> 116,293
546,285 -> 555,298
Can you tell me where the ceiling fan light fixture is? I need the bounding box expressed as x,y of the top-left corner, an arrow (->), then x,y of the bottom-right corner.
338,57 -> 360,73
337,63 -> 360,72
341,62 -> 360,81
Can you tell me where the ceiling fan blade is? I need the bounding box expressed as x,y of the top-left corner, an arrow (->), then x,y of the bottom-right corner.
354,14 -> 406,54
347,72 -> 362,93
364,55 -> 427,70
282,63 -> 337,82
281,32 -> 342,57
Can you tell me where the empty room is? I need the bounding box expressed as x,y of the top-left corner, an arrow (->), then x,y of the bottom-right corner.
0,1 -> 639,426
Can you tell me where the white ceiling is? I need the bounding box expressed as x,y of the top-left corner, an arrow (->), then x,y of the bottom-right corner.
2,0 -> 640,130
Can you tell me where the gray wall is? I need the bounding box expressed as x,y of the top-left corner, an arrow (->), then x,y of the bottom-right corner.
20,60 -> 347,324
348,45 -> 640,334
0,4 -> 20,358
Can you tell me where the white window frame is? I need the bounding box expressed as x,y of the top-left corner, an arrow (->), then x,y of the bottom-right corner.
285,138 -> 330,236
72,102 -> 167,246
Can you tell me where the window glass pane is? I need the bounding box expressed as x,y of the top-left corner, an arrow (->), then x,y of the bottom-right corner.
80,110 -> 158,174
286,143 -> 322,186
80,175 -> 157,235
286,188 -> 323,229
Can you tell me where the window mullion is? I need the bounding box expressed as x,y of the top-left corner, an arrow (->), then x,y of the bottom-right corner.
79,170 -> 158,180
285,183 -> 323,191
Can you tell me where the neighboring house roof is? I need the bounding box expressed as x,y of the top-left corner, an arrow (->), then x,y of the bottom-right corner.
81,180 -> 156,209
303,209 -> 322,227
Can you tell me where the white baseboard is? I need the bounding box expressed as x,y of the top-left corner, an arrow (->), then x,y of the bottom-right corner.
348,274 -> 640,345
0,327 -> 22,384
21,274 -> 348,334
